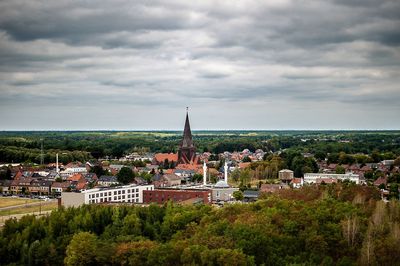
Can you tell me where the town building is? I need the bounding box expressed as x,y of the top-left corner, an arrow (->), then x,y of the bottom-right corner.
61,184 -> 154,207
279,169 -> 294,181
304,173 -> 364,184
97,175 -> 119,186
143,188 -> 211,204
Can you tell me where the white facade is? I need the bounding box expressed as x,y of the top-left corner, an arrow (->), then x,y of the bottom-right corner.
304,173 -> 363,184
83,184 -> 154,204
60,167 -> 87,177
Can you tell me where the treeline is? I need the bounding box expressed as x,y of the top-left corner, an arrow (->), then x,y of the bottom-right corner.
1,131 -> 400,164
1,184 -> 399,265
0,146 -> 92,164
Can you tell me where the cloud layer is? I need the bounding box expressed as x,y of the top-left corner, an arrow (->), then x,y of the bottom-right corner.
0,0 -> 399,130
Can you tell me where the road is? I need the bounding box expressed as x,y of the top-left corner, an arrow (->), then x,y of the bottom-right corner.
0,199 -> 57,211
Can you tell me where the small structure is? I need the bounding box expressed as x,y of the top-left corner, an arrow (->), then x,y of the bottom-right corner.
279,169 -> 294,182
243,190 -> 260,202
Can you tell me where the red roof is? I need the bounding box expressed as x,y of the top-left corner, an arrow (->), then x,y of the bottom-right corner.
67,173 -> 84,182
238,162 -> 251,169
154,153 -> 178,163
374,176 -> 387,187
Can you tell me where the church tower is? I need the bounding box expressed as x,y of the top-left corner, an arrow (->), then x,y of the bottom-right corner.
178,108 -> 197,164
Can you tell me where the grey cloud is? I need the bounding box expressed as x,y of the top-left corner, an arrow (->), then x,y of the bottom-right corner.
0,0 -> 399,130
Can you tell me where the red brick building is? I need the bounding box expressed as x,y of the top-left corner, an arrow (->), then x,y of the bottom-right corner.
143,188 -> 211,204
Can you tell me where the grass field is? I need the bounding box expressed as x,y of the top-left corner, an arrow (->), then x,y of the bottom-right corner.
0,201 -> 58,216
0,197 -> 40,208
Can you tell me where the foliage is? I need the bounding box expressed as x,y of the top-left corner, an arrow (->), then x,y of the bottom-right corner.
0,184 -> 396,266
117,167 -> 134,184
233,191 -> 244,201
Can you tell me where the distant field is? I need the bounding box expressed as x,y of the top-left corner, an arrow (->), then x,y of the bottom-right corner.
0,201 -> 58,216
0,197 -> 40,208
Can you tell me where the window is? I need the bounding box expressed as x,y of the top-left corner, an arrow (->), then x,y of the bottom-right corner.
118,190 -> 121,195
127,189 -> 130,193
114,196 -> 117,200
109,192 -> 111,196
114,191 -> 117,195
122,190 -> 125,194
136,193 -> 139,198
122,195 -> 125,199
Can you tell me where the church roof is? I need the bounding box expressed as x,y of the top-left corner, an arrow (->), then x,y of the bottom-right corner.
181,110 -> 194,148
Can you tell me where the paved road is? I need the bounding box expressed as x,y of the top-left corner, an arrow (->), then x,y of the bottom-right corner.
0,210 -> 53,227
0,199 -> 57,211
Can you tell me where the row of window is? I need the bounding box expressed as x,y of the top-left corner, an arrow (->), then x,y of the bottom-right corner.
89,197 -> 139,204
88,187 -> 153,199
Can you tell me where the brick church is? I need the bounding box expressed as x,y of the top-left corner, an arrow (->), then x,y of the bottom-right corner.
154,109 -> 200,168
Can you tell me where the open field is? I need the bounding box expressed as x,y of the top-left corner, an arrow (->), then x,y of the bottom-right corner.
0,201 -> 58,216
0,197 -> 40,208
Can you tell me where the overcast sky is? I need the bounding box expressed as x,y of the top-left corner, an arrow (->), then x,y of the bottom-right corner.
0,0 -> 399,130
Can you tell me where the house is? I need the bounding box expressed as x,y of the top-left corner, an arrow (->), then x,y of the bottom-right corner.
98,175 -> 119,187
51,182 -> 71,195
163,174 -> 181,186
374,176 -> 387,188
278,169 -> 294,181
10,178 -> 33,194
290,178 -> 303,188
0,180 -> 12,195
29,180 -> 51,195
153,174 -> 182,188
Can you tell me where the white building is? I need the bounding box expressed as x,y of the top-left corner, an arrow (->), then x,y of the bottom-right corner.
84,184 -> 154,204
62,184 -> 154,207
304,173 -> 363,184
60,167 -> 87,178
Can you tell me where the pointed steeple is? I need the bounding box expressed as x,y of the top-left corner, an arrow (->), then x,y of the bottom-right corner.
178,107 -> 197,164
182,107 -> 194,148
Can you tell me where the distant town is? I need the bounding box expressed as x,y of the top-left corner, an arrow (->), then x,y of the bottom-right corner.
1,111 -> 399,208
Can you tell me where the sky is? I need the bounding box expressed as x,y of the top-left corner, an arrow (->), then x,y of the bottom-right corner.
0,0 -> 399,130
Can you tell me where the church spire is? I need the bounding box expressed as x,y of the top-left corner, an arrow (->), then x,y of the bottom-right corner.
182,107 -> 194,148
178,107 -> 197,164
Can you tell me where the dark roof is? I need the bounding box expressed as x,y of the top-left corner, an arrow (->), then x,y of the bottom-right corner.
98,175 -> 118,182
243,190 -> 260,198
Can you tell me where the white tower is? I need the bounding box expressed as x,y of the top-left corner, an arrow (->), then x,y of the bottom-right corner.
224,161 -> 228,183
56,153 -> 59,173
203,161 -> 207,186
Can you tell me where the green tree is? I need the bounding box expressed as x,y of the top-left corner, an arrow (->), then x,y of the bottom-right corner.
336,165 -> 346,174
117,167 -> 134,184
233,191 -> 244,201
64,232 -> 99,266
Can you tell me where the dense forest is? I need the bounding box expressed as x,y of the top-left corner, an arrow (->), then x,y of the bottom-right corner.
0,131 -> 400,164
1,183 -> 399,265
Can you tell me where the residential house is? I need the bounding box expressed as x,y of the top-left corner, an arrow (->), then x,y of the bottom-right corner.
98,175 -> 119,187
0,180 -> 11,195
51,182 -> 71,195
